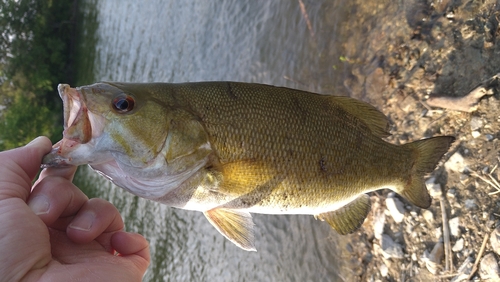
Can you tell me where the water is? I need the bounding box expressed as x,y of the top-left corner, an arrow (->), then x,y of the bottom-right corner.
73,1 -> 356,281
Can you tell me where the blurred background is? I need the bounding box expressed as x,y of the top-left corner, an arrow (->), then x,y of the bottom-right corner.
3,1 -> 500,281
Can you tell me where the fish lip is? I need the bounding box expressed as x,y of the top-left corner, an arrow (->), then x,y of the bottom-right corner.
59,85 -> 82,131
58,84 -> 93,144
41,145 -> 72,168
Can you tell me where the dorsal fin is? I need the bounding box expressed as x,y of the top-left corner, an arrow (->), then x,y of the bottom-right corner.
332,96 -> 391,138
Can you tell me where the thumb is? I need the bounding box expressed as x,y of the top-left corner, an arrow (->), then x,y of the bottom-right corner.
0,137 -> 52,200
21,136 -> 53,179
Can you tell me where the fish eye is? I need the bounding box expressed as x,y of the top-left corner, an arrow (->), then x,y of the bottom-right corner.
112,94 -> 135,113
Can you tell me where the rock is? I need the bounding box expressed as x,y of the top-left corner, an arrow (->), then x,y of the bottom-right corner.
452,238 -> 464,252
425,178 -> 442,198
405,221 -> 413,234
423,240 -> 444,274
422,209 -> 434,225
479,253 -> 500,280
425,176 -> 436,185
459,173 -> 469,182
399,93 -> 417,112
470,116 -> 484,131
490,226 -> 500,256
386,194 -> 405,223
486,134 -> 495,141
464,199 -> 477,210
445,152 -> 467,173
471,130 -> 481,138
451,257 -> 474,282
365,68 -> 386,104
373,208 -> 386,240
380,262 -> 389,277
447,188 -> 456,200
449,217 -> 461,237
380,234 -> 404,259
435,227 -> 443,239
410,211 -> 418,219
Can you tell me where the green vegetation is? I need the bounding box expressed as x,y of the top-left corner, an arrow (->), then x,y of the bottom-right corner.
0,0 -> 78,150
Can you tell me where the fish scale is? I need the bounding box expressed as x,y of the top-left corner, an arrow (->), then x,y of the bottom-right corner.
42,81 -> 455,251
175,83 -> 399,196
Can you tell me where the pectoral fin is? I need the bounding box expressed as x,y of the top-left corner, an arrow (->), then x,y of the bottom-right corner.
316,194 -> 371,235
204,208 -> 256,251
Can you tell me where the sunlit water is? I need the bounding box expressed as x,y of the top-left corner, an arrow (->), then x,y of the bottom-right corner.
72,1 -> 356,281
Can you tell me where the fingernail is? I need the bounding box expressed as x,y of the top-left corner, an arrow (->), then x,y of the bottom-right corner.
25,136 -> 44,147
69,212 -> 95,231
28,195 -> 50,215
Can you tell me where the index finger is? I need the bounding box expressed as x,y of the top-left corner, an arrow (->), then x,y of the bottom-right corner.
36,165 -> 78,185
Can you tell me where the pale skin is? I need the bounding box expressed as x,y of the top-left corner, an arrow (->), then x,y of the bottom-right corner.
0,136 -> 150,281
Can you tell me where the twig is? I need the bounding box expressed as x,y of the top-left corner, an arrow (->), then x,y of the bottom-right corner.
426,72 -> 500,112
489,170 -> 500,185
491,163 -> 498,174
471,170 -> 500,195
298,0 -> 315,38
419,99 -> 434,113
440,195 -> 453,273
467,232 -> 490,280
439,272 -> 459,278
400,261 -> 406,281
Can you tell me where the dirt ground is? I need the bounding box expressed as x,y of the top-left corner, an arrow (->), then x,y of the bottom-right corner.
333,0 -> 500,281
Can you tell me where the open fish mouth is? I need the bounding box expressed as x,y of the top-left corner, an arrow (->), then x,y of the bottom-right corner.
60,84 -> 92,144
41,84 -> 101,167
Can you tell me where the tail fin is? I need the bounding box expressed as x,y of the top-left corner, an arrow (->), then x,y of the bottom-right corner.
400,136 -> 455,208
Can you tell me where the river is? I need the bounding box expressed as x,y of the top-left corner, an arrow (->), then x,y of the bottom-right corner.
72,1 -> 356,281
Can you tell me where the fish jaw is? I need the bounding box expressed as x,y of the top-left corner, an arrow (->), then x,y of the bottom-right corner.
42,84 -> 109,167
41,138 -> 115,168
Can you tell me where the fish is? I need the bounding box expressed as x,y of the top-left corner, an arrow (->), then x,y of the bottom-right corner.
42,82 -> 455,251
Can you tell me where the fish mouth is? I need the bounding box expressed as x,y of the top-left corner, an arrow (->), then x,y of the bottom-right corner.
42,84 -> 101,167
60,84 -> 92,144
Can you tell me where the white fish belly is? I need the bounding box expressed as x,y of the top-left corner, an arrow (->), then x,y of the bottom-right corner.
243,196 -> 358,215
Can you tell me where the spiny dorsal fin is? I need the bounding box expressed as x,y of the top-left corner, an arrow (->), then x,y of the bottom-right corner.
204,208 -> 256,251
332,96 -> 390,138
315,194 -> 371,235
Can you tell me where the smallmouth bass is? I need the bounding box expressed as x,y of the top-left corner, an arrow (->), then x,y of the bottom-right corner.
42,82 -> 454,251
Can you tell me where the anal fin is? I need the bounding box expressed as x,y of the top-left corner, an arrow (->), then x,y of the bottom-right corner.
204,208 -> 256,251
315,194 -> 371,235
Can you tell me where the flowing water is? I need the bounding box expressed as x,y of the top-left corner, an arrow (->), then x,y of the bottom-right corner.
73,1 -> 357,281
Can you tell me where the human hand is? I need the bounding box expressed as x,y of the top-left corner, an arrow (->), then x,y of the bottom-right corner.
0,137 -> 150,281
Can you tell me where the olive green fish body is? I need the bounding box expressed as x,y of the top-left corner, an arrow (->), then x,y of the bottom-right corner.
42,82 -> 454,251
150,83 -> 408,210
